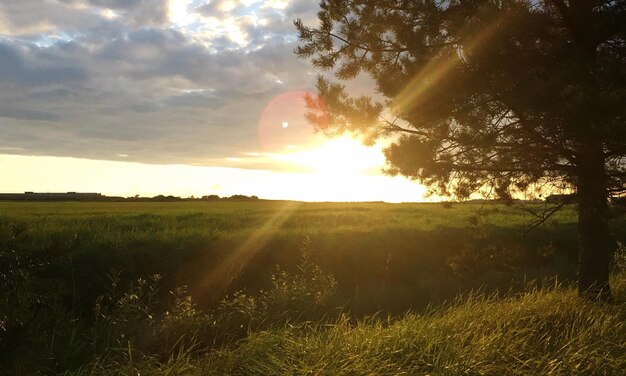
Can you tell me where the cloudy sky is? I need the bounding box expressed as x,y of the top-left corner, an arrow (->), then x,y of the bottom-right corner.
0,0 -> 428,201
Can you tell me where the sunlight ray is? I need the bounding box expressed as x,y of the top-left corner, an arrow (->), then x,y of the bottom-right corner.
391,11 -> 508,116
194,201 -> 302,295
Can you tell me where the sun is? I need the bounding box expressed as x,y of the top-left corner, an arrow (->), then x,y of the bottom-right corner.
246,134 -> 427,202
284,136 -> 386,175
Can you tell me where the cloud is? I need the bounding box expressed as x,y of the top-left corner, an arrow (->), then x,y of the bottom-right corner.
0,42 -> 87,87
0,0 -> 170,41
195,0 -> 241,16
0,107 -> 61,122
71,0 -> 170,27
0,0 -> 332,169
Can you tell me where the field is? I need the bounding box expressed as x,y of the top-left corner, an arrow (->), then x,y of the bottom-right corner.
0,201 -> 600,311
1,201 -> 625,374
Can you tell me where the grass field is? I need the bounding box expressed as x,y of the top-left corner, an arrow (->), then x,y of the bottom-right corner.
1,201 -> 625,311
0,201 -> 595,308
74,277 -> 626,376
1,201 -> 625,374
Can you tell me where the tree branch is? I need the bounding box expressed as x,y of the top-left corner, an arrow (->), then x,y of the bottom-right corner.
520,202 -> 566,236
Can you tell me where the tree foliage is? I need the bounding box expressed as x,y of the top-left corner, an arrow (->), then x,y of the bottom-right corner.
296,0 -> 625,199
296,0 -> 625,298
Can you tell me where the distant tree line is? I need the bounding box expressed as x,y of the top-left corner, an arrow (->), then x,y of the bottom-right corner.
130,194 -> 260,202
0,192 -> 260,202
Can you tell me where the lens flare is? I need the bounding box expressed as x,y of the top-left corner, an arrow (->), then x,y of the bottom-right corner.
258,91 -> 323,151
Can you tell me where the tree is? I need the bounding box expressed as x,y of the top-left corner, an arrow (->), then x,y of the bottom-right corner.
295,0 -> 625,299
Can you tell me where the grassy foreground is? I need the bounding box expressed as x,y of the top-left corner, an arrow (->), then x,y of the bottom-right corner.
77,274 -> 626,376
2,200 -> 621,315
1,201 -> 625,374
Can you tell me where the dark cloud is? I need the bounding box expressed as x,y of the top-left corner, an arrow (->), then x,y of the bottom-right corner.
0,42 -> 86,87
87,0 -> 165,11
0,107 -> 61,122
63,0 -> 170,27
0,0 -> 329,167
285,0 -> 318,17
0,0 -> 169,39
0,1 -> 98,37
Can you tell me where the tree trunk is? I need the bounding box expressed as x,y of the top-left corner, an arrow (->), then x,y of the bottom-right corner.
569,7 -> 611,298
577,151 -> 611,300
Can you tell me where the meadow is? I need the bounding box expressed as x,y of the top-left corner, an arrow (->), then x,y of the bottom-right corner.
0,201 -> 599,312
1,201 -> 625,374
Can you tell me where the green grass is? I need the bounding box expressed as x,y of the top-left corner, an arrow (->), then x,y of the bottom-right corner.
0,201 -> 623,314
1,201 -> 625,374
75,273 -> 626,376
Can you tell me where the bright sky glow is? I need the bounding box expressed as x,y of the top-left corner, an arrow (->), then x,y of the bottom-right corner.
262,0 -> 289,9
0,0 -> 431,202
169,0 -> 198,27
0,153 -> 428,202
278,136 -> 387,175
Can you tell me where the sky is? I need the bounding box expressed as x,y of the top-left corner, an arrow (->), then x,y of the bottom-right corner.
0,0 -> 430,202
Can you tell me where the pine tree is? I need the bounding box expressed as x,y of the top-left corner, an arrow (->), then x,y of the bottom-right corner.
296,0 -> 625,298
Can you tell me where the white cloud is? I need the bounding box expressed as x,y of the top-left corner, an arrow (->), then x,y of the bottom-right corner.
261,0 -> 288,10
168,0 -> 198,26
0,0 -> 328,169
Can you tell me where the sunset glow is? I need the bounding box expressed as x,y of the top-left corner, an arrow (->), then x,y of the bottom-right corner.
0,152 -> 427,202
278,136 -> 386,175
0,0 -> 429,202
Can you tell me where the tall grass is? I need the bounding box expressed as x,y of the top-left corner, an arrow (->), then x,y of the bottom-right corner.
75,273 -> 626,376
1,202 -> 625,374
2,201 -> 616,315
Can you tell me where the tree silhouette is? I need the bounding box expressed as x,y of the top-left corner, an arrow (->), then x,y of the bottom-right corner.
296,0 -> 625,299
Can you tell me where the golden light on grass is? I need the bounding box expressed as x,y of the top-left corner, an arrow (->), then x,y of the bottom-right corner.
194,200 -> 302,295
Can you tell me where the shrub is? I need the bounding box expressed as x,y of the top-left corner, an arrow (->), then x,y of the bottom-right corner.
93,272 -> 161,351
89,237 -> 338,363
212,237 -> 338,338
258,237 -> 337,321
